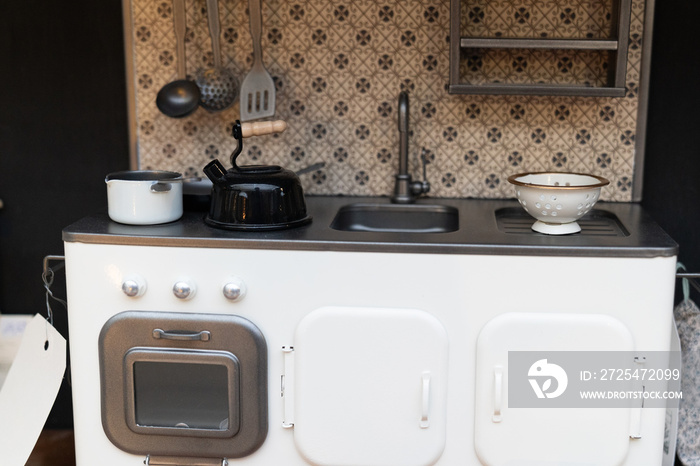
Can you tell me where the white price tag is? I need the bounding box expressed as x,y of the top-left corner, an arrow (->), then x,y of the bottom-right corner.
0,315 -> 33,389
0,314 -> 67,466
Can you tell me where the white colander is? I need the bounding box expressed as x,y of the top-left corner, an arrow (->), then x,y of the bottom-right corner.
507,172 -> 610,235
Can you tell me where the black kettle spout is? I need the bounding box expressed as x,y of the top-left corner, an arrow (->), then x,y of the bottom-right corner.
203,159 -> 228,185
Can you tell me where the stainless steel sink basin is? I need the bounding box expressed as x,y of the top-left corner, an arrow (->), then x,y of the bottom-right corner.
330,203 -> 459,233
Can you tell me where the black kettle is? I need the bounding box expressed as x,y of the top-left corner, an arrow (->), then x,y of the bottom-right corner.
203,120 -> 311,231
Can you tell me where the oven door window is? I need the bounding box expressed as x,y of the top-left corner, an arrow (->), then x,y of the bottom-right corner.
124,349 -> 240,438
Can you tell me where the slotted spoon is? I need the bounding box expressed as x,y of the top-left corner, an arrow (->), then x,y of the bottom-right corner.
240,0 -> 275,121
196,0 -> 238,112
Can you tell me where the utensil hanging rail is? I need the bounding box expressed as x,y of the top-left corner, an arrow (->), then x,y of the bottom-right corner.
677,272 -> 700,295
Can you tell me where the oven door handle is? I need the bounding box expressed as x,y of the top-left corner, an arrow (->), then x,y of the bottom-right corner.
152,328 -> 211,342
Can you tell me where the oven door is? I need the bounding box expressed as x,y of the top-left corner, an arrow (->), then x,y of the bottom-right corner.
123,347 -> 240,438
99,311 -> 267,460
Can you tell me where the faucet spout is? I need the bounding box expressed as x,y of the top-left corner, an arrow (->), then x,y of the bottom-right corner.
398,91 -> 409,177
392,92 -> 430,204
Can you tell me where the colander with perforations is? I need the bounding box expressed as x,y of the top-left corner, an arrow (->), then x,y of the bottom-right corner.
507,172 -> 610,235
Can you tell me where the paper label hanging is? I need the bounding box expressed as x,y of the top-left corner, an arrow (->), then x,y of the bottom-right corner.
0,314 -> 67,466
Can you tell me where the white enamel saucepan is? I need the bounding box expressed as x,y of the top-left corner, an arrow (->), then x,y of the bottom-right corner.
106,171 -> 184,225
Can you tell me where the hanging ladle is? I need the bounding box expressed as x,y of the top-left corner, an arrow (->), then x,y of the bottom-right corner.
156,0 -> 201,118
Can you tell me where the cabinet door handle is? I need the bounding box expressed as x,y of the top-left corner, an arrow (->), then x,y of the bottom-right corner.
420,371 -> 431,428
493,365 -> 503,423
152,329 -> 211,341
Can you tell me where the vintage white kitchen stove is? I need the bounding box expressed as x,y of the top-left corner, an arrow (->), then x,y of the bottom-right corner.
63,196 -> 678,466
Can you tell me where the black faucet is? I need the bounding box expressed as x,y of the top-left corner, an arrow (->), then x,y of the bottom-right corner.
391,91 -> 430,204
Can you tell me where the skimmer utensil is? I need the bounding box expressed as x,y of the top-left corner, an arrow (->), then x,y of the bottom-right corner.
196,0 -> 238,112
239,0 -> 275,121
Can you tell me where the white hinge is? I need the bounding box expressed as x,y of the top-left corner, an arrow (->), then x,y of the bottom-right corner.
144,455 -> 228,466
282,346 -> 295,428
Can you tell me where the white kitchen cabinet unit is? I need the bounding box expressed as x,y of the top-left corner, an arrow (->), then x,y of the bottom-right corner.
63,197 -> 678,465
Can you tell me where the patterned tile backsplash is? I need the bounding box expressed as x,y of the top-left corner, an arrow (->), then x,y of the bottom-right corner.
126,0 -> 649,201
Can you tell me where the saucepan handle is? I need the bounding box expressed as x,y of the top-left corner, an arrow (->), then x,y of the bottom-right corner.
149,182 -> 172,193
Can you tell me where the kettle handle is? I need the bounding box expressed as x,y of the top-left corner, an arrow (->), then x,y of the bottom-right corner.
230,120 -> 287,171
240,120 -> 287,138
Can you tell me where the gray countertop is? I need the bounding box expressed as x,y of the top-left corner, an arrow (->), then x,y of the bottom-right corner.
62,196 -> 678,258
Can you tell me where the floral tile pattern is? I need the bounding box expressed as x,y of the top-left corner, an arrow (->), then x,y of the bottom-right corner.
127,0 -> 647,201
460,0 -> 613,39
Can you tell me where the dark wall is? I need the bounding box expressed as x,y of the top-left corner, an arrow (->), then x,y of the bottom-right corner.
0,0 -> 129,427
643,0 -> 700,276
0,1 -> 129,308
0,0 -> 697,430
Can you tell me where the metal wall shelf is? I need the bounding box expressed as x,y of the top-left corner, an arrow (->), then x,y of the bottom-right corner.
449,0 -> 632,97
459,38 -> 620,50
448,83 -> 626,97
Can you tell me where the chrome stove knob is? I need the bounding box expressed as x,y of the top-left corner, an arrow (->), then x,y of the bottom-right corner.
122,276 -> 146,297
223,278 -> 247,301
173,281 -> 196,300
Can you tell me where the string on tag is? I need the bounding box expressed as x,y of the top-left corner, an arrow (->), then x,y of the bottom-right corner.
41,255 -> 67,327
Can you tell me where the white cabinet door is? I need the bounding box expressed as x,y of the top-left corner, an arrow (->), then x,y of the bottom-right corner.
292,306 -> 449,466
474,312 -> 635,466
